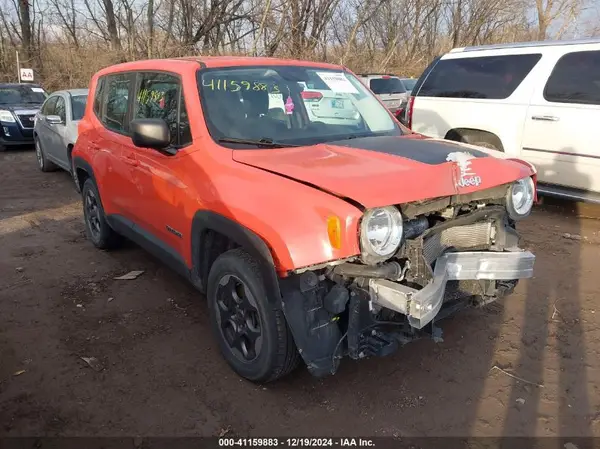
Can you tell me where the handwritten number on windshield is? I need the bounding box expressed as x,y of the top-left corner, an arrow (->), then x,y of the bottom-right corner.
203,78 -> 279,94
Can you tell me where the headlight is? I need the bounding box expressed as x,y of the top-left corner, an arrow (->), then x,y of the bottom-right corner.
0,110 -> 15,123
360,206 -> 403,263
507,177 -> 535,220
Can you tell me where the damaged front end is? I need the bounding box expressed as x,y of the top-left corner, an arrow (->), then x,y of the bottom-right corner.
279,181 -> 536,378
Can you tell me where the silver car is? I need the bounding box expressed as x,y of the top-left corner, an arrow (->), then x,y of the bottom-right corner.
34,88 -> 88,173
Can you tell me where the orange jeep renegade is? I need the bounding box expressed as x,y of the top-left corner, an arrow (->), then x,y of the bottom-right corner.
72,57 -> 537,382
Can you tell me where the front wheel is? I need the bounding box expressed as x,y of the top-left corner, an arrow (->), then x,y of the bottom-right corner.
35,137 -> 57,172
207,248 -> 300,383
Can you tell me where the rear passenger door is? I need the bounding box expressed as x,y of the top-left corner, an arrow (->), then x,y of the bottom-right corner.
126,71 -> 192,256
521,49 -> 600,193
92,73 -> 138,217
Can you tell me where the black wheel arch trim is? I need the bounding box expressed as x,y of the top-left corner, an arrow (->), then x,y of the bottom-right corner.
191,211 -> 282,304
72,156 -> 97,188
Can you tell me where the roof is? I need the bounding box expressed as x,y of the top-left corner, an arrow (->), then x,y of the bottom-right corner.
450,37 -> 600,53
95,56 -> 343,77
52,88 -> 89,96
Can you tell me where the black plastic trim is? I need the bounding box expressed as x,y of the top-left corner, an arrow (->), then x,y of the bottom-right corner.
107,214 -> 191,280
191,211 -> 281,303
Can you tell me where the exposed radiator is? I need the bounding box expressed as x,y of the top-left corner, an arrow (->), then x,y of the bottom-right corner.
423,221 -> 494,264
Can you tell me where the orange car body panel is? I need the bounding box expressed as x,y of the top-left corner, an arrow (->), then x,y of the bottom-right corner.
74,57 -> 536,275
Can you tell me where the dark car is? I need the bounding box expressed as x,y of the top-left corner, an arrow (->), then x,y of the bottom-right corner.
0,83 -> 48,150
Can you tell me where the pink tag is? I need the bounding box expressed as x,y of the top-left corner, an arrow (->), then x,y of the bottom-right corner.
285,96 -> 295,115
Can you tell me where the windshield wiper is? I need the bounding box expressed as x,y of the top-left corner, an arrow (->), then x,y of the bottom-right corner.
218,137 -> 298,148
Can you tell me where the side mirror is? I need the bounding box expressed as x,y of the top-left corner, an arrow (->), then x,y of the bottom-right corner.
130,119 -> 170,150
46,115 -> 63,125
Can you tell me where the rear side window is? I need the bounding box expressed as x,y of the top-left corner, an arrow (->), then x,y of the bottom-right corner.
55,97 -> 66,123
544,50 -> 600,105
71,95 -> 87,121
104,74 -> 131,133
133,72 -> 191,147
369,77 -> 406,94
418,54 -> 542,99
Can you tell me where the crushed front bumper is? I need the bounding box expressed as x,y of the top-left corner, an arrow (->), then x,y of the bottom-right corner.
368,250 -> 535,329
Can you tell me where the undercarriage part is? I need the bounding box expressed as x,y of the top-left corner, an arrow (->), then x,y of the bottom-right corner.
279,272 -> 341,378
323,284 -> 349,315
368,250 -> 535,329
333,261 -> 403,280
404,216 -> 430,239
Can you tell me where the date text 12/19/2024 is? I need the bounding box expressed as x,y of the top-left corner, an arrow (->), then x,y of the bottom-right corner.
218,438 -> 376,447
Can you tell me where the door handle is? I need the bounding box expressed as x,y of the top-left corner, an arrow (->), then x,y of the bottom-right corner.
124,154 -> 139,167
532,115 -> 559,122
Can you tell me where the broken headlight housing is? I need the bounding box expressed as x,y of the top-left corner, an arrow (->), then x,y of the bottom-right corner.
506,176 -> 534,220
360,206 -> 403,264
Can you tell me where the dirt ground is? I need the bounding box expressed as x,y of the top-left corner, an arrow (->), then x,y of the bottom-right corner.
1,149 -> 600,438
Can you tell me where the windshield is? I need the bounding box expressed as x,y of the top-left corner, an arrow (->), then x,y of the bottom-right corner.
198,66 -> 401,147
369,77 -> 406,95
71,95 -> 87,121
401,79 -> 417,90
0,85 -> 47,105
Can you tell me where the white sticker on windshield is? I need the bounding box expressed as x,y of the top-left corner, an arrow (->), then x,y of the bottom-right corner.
31,87 -> 45,93
315,72 -> 358,94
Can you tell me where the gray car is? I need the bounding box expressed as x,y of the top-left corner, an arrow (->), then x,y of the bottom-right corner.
34,88 -> 88,173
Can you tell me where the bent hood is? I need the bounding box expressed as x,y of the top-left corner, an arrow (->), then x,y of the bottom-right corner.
232,135 -> 536,209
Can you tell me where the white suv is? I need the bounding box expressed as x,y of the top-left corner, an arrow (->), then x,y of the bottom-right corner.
405,38 -> 600,203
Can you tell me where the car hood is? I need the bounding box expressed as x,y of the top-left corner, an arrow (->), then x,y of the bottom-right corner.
232,135 -> 536,209
0,103 -> 43,112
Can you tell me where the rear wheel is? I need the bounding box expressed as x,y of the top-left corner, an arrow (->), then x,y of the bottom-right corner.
207,248 -> 300,383
35,137 -> 57,172
82,178 -> 121,250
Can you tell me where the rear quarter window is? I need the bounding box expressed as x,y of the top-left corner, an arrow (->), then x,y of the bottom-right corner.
418,53 -> 542,99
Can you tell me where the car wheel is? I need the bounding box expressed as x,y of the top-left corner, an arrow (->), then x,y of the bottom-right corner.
81,178 -> 121,250
35,137 -> 57,172
207,248 -> 300,383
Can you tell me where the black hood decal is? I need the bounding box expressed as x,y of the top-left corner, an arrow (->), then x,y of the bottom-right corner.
328,135 -> 490,165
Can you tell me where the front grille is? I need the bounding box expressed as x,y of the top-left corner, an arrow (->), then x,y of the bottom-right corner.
423,221 -> 494,264
16,114 -> 35,129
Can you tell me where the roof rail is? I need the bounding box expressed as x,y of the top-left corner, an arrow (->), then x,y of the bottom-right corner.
450,37 -> 600,53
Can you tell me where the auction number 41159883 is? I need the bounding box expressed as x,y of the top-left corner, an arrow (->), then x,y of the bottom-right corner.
218,438 -> 376,447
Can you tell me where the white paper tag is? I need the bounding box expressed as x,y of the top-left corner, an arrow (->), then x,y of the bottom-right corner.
315,72 -> 358,94
31,87 -> 45,93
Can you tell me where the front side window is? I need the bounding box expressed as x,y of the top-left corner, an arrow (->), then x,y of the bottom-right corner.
104,74 -> 131,133
71,95 -> 88,121
133,72 -> 190,146
0,85 -> 47,105
418,54 -> 542,99
198,66 -> 401,147
370,77 -> 406,94
55,97 -> 66,123
544,50 -> 600,105
41,96 -> 58,116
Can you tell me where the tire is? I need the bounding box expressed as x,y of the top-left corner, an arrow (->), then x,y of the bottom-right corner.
207,248 -> 300,383
35,137 -> 57,172
81,178 -> 121,250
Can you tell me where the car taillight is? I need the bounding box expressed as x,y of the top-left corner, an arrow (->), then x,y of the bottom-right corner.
382,75 -> 391,79
301,91 -> 323,101
406,96 -> 415,129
